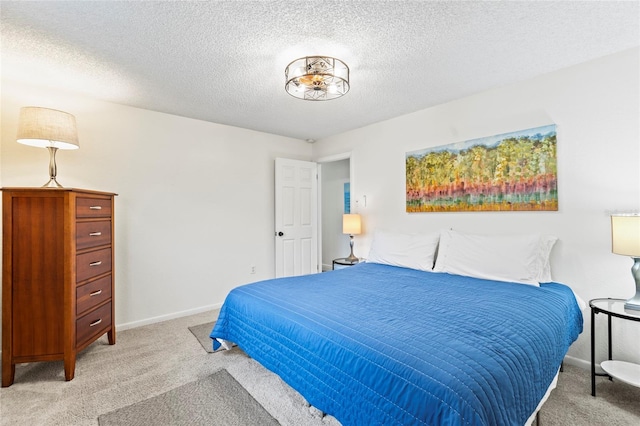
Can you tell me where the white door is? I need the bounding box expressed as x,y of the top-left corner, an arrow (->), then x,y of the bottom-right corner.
275,158 -> 318,278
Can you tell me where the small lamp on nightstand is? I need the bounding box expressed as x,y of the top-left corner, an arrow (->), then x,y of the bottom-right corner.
342,213 -> 362,263
611,214 -> 640,310
16,106 -> 80,188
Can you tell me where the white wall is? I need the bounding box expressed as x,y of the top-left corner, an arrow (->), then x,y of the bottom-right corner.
312,48 -> 640,366
320,159 -> 350,270
0,80 -> 312,332
2,48 -> 638,368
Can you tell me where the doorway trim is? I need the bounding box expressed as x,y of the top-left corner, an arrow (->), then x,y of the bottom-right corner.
316,151 -> 353,271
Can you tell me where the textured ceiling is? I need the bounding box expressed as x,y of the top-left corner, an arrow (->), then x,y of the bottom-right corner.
1,1 -> 639,141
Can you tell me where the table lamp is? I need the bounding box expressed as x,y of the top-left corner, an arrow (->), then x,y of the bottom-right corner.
16,106 -> 80,188
342,213 -> 362,263
611,214 -> 640,310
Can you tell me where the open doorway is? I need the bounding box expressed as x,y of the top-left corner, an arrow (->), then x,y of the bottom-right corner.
318,155 -> 351,271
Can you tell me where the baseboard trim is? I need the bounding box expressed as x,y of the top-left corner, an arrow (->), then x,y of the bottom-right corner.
0,303 -> 223,359
116,303 -> 223,331
0,322 -> 596,365
563,354 -> 590,370
116,317 -> 596,370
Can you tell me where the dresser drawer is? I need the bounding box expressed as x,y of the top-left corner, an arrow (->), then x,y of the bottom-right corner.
76,197 -> 112,218
76,275 -> 112,316
76,302 -> 111,346
76,248 -> 112,283
76,221 -> 111,250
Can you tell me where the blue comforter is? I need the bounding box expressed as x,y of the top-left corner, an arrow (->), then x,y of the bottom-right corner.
211,263 -> 583,425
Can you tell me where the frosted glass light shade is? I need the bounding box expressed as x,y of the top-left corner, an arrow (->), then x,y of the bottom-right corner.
611,215 -> 640,257
17,106 -> 79,150
343,214 -> 362,235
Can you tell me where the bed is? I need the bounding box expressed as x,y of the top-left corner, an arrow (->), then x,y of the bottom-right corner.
210,230 -> 584,425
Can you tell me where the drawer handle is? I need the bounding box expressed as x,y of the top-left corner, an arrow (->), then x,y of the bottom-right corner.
89,261 -> 102,267
89,232 -> 102,236
89,318 -> 102,327
90,289 -> 102,297
89,206 -> 102,210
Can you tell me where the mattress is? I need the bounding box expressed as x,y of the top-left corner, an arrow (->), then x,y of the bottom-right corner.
211,262 -> 583,425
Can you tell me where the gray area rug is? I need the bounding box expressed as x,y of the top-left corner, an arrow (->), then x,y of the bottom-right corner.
189,321 -> 215,353
98,369 -> 279,426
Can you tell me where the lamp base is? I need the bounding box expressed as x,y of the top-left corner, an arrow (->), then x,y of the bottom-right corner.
624,294 -> 640,311
345,253 -> 359,263
42,177 -> 63,188
41,146 -> 64,188
624,257 -> 640,311
345,234 -> 358,263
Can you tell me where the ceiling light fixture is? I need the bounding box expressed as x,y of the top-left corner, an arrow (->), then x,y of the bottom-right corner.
285,56 -> 350,101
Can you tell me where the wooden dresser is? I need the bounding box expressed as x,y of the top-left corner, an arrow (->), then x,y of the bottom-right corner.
1,188 -> 116,387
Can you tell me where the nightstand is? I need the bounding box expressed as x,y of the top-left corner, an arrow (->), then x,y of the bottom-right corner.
590,298 -> 640,396
332,258 -> 359,270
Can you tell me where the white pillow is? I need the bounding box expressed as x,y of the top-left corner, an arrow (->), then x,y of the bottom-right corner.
366,230 -> 439,272
433,230 -> 557,286
538,235 -> 558,283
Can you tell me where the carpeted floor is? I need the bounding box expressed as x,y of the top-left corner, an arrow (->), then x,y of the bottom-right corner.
540,364 -> 640,425
1,309 -> 639,425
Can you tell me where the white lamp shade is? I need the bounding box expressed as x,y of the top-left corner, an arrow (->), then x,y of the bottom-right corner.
343,214 -> 362,235
17,106 -> 80,150
611,215 -> 640,257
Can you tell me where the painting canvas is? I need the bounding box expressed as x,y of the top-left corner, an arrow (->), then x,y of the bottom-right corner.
406,125 -> 558,212
344,182 -> 351,213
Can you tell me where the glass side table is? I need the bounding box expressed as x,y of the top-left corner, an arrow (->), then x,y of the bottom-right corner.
332,257 -> 359,270
590,298 -> 640,396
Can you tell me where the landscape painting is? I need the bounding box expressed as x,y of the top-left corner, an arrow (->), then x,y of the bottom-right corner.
406,124 -> 558,212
